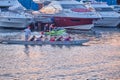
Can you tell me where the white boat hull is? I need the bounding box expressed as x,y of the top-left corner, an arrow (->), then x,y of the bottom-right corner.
94,17 -> 120,27
0,17 -> 33,28
62,24 -> 94,30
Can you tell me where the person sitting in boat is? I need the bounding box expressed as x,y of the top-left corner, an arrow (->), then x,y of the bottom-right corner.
40,31 -> 44,35
36,36 -> 41,41
50,36 -> 56,42
36,36 -> 43,41
40,31 -> 46,37
56,36 -> 63,41
64,36 -> 71,41
49,24 -> 54,31
45,37 -> 49,41
30,35 -> 36,41
44,24 -> 49,32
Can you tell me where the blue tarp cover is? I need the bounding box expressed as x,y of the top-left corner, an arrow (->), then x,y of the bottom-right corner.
18,0 -> 39,10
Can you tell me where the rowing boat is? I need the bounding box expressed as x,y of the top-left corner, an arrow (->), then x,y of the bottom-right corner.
0,39 -> 89,45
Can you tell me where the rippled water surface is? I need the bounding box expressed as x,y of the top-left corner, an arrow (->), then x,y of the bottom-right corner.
0,28 -> 120,80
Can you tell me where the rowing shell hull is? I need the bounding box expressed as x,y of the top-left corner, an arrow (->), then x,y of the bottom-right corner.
0,39 -> 89,45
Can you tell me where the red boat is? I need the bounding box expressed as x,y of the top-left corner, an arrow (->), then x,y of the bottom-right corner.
39,0 -> 101,30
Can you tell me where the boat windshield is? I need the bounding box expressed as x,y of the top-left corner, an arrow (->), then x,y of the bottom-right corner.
1,7 -> 9,12
61,4 -> 86,9
95,7 -> 114,12
114,6 -> 120,8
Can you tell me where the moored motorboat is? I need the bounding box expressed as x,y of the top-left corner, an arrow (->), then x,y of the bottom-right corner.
38,0 -> 101,30
81,0 -> 120,27
0,0 -> 33,28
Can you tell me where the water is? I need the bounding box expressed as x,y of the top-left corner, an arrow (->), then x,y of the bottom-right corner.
0,27 -> 120,80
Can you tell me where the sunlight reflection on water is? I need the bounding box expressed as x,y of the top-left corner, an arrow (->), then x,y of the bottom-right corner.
0,28 -> 120,80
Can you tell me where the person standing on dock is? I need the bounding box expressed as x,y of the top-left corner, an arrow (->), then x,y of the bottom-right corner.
24,26 -> 31,41
44,24 -> 49,32
49,24 -> 54,31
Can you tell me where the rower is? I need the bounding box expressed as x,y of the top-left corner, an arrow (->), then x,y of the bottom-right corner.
30,35 -> 36,41
64,36 -> 71,41
24,26 -> 31,41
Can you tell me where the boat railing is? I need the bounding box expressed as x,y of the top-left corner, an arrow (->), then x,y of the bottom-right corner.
67,11 -> 100,18
0,11 -> 33,18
